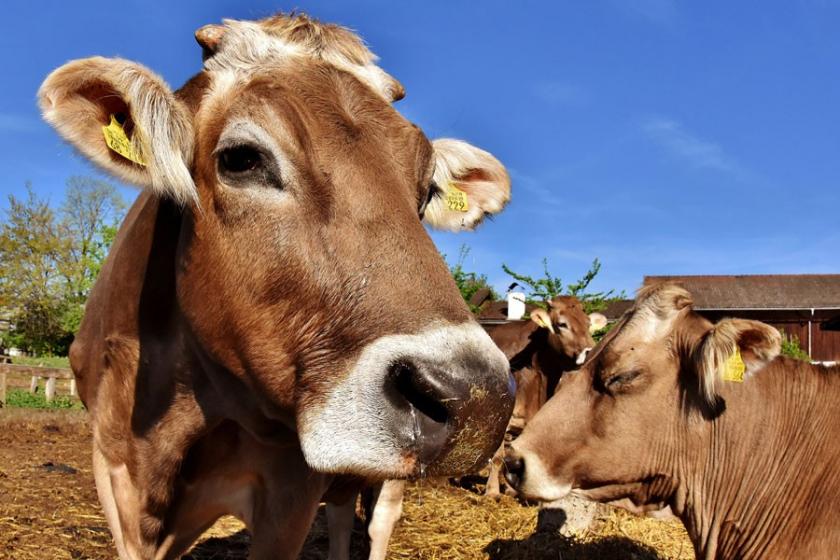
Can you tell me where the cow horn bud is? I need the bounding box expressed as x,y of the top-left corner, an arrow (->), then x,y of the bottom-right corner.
195,24 -> 226,55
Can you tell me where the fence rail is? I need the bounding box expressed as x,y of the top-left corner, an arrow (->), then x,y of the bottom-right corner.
0,364 -> 75,406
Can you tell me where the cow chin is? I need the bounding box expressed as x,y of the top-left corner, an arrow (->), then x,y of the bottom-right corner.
296,322 -> 514,479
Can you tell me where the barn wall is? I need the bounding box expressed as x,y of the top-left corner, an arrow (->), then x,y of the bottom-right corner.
812,324 -> 840,362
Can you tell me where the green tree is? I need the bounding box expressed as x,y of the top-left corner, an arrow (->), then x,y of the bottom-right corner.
57,177 -> 125,334
502,257 -> 624,314
447,246 -> 498,313
0,185 -> 68,354
0,178 -> 125,355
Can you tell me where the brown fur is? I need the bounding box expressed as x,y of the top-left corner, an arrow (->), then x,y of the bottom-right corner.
511,284 -> 840,559
45,13 -> 513,560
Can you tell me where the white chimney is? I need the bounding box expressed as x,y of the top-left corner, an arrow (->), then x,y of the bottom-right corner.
507,292 -> 526,320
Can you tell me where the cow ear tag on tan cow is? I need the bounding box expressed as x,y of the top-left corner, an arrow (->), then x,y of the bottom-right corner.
722,348 -> 745,383
102,114 -> 146,166
445,182 -> 469,212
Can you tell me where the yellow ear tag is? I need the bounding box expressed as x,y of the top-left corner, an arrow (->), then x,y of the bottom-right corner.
445,183 -> 469,212
722,348 -> 745,383
102,114 -> 146,166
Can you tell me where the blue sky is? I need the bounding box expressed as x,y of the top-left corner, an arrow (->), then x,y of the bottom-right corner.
2,1 -> 838,295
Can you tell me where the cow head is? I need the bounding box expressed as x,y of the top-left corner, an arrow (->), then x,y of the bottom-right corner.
506,283 -> 780,505
530,296 -> 607,365
39,13 -> 514,479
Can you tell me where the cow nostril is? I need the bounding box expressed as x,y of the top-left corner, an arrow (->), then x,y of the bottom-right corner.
503,454 -> 525,489
389,361 -> 449,424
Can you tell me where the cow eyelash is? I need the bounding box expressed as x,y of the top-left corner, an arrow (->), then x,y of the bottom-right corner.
604,370 -> 641,389
419,181 -> 441,217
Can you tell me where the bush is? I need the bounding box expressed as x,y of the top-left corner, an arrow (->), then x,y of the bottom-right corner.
4,388 -> 82,410
447,246 -> 498,313
779,330 -> 810,361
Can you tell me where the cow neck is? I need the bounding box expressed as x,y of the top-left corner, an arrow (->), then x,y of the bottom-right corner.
670,359 -> 840,559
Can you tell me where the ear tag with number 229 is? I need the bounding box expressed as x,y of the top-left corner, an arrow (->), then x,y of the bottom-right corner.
445,183 -> 469,212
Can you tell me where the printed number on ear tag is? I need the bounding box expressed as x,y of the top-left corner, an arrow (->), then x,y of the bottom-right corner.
102,114 -> 146,166
722,348 -> 745,383
445,183 -> 469,212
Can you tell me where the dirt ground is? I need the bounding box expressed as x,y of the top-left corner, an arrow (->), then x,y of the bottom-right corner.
0,409 -> 693,559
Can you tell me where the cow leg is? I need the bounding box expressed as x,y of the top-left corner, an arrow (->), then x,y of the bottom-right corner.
93,442 -> 136,559
484,444 -> 505,499
247,445 -> 329,560
326,495 -> 357,560
365,480 -> 405,560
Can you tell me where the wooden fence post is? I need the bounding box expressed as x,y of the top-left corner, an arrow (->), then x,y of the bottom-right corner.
30,375 -> 39,394
0,371 -> 6,406
45,376 -> 56,402
69,378 -> 77,397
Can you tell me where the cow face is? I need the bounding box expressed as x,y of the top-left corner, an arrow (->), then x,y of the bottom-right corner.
39,14 -> 514,479
530,296 -> 607,365
506,284 -> 780,505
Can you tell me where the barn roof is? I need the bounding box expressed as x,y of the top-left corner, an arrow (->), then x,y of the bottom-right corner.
643,274 -> 840,310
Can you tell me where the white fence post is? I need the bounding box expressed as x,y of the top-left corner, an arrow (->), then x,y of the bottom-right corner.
69,378 -> 77,397
29,375 -> 39,394
45,376 -> 56,402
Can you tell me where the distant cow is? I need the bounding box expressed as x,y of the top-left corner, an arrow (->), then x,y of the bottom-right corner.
40,13 -> 515,559
483,296 -> 606,497
507,283 -> 840,559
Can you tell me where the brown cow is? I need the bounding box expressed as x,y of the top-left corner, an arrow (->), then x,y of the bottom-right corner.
506,283 -> 840,559
483,296 -> 606,497
39,13 -> 515,559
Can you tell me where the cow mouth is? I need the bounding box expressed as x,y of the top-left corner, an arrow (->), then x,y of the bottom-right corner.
572,480 -> 650,503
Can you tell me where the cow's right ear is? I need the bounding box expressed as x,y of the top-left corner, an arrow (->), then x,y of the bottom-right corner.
39,57 -> 196,204
424,139 -> 510,232
588,313 -> 608,334
692,318 -> 781,406
530,309 -> 555,334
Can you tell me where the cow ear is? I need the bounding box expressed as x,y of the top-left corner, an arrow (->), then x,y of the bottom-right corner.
530,309 -> 555,334
423,139 -> 510,231
692,318 -> 781,405
39,57 -> 196,205
588,313 -> 608,334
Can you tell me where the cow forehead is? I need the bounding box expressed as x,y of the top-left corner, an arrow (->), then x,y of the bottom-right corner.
197,66 -> 432,178
202,17 -> 401,102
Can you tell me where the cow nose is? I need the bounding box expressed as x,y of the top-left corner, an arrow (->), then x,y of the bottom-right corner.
388,360 -> 463,463
504,452 -> 525,489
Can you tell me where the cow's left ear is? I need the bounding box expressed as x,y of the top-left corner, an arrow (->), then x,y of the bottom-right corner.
692,318 -> 781,405
424,139 -> 510,231
588,313 -> 608,334
530,309 -> 555,334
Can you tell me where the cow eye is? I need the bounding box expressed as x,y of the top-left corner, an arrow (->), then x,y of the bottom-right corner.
419,181 -> 441,218
555,322 -> 569,330
218,145 -> 262,174
605,370 -> 641,390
